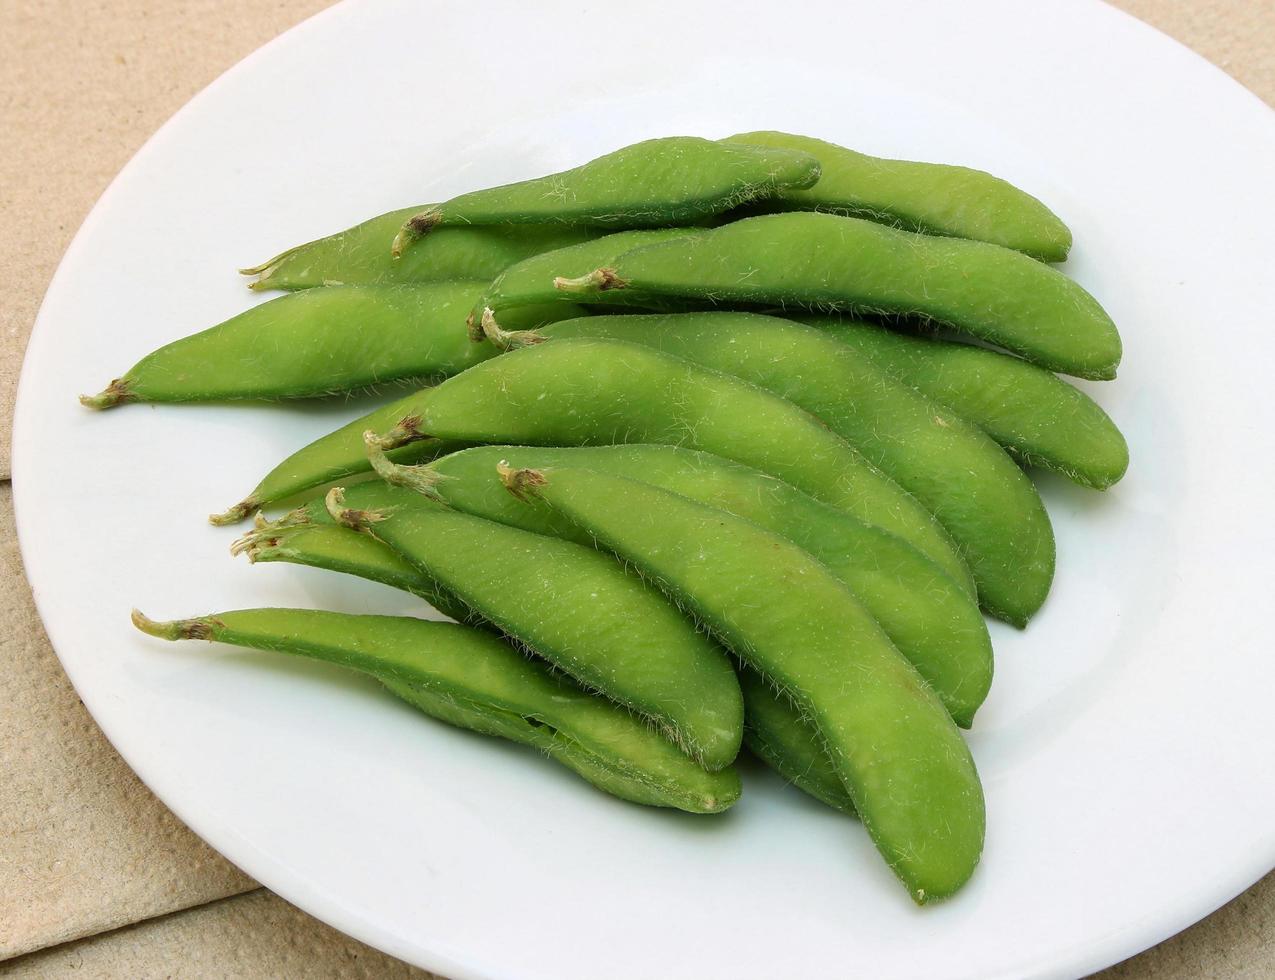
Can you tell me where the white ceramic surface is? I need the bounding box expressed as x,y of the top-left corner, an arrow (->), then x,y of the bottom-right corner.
13,1 -> 1275,977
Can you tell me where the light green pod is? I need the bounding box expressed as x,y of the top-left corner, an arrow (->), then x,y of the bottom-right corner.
235,501 -> 863,812
243,446 -> 992,798
323,480 -> 743,771
132,608 -> 738,813
231,514 -> 473,623
215,338 -> 971,595
507,312 -> 1051,625
392,136 -> 820,254
375,443 -> 989,724
241,206 -> 598,292
804,316 -> 1130,489
469,228 -> 696,338
738,667 -> 854,814
502,464 -> 985,904
562,212 -> 1121,380
725,131 -> 1071,261
79,283 -> 584,408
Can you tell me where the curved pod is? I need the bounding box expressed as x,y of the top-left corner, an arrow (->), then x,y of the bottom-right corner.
502,464 -> 985,903
134,609 -> 738,812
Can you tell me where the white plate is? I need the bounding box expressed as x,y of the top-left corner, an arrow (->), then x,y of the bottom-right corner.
13,1 -> 1275,977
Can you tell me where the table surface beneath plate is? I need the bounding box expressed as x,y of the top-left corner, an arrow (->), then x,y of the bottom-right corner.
0,1 -> 1271,976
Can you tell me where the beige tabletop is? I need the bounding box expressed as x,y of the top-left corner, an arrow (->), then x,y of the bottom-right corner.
1,2 -> 1272,976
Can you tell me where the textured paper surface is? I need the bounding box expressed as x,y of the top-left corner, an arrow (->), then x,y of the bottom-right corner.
0,0 -> 1272,976
0,891 -> 437,979
0,484 -> 257,960
0,0 -> 333,480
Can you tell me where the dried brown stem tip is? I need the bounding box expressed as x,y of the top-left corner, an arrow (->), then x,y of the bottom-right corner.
131,609 -> 215,641
390,208 -> 442,258
466,309 -> 484,344
363,430 -> 447,500
209,497 -> 261,527
480,308 -> 545,351
228,506 -> 312,558
375,414 -> 428,451
553,267 -> 627,293
79,379 -> 134,410
496,460 -> 548,501
325,487 -> 388,531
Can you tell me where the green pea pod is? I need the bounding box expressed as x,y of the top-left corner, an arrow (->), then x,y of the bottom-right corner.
230,513 -> 473,623
737,667 -> 855,814
500,312 -> 1051,625
132,608 -> 738,813
725,131 -> 1071,261
215,338 -> 971,595
803,316 -> 1130,489
367,443 -> 989,725
392,136 -> 821,255
500,463 -> 985,904
321,479 -> 743,771
469,228 -> 696,339
237,503 -> 857,812
80,283 -> 584,408
559,212 -> 1120,380
241,206 -> 598,292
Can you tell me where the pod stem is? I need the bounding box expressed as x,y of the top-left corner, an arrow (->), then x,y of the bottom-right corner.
373,414 -> 430,451
209,496 -> 262,527
237,239 -> 309,280
325,487 -> 389,532
229,506 -> 313,559
480,308 -> 545,351
363,430 -> 448,500
131,609 -> 217,641
496,460 -> 548,501
553,267 -> 627,293
390,207 -> 442,258
79,379 -> 134,411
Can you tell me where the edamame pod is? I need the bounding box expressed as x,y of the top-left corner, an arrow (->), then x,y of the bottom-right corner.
468,228 -> 695,339
725,131 -> 1071,261
80,283 -> 583,408
371,443 -> 990,724
500,464 -> 985,903
133,608 -> 738,813
242,206 -> 596,291
804,316 -> 1130,489
738,667 -> 854,814
392,136 -> 820,255
216,338 -> 971,594
237,510 -> 844,812
559,212 -> 1121,379
502,312 -> 1052,625
230,510 -> 473,623
321,479 -> 744,771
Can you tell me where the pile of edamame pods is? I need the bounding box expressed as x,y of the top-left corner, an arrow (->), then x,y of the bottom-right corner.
94,132 -> 1128,904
